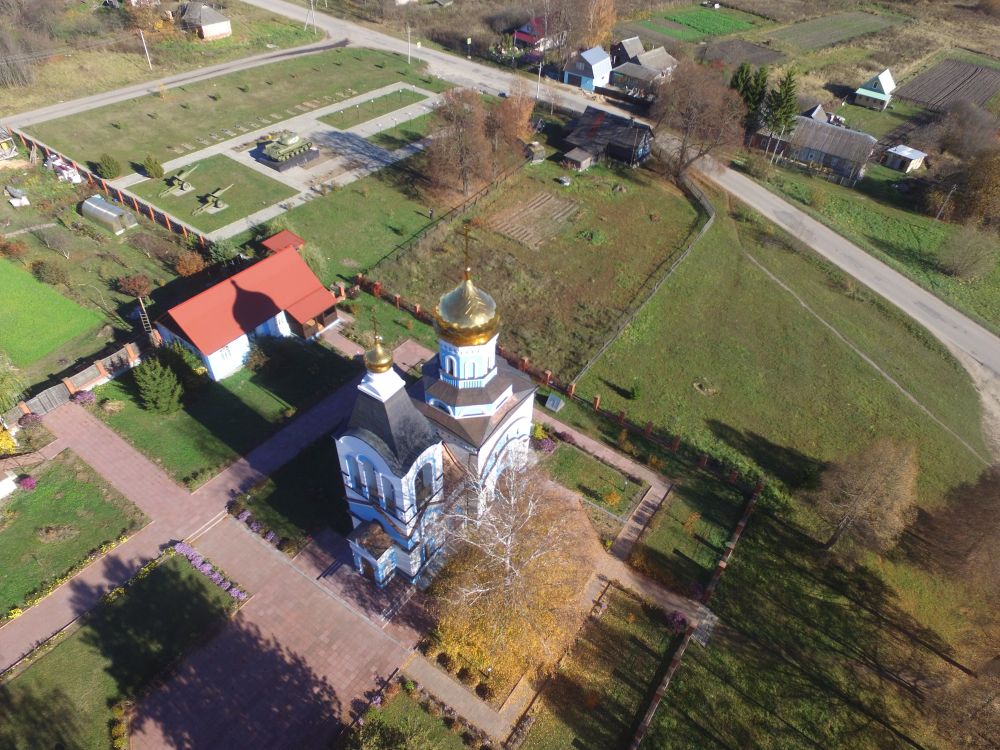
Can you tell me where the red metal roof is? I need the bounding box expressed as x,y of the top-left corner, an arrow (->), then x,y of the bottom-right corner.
260,229 -> 305,254
161,247 -> 334,355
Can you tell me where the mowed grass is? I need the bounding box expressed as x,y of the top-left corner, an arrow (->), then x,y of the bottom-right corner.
760,163 -> 1000,332
639,5 -> 759,42
0,555 -> 234,750
372,691 -> 466,749
767,11 -> 901,50
0,451 -> 146,614
240,438 -> 352,555
378,158 -> 702,380
367,112 -> 432,150
0,2 -> 321,116
577,198 -> 986,508
269,167 -> 435,285
93,342 -> 356,486
0,259 -> 103,368
318,88 -> 428,130
545,443 -> 647,516
27,48 -> 446,170
524,587 -> 677,750
838,99 -> 928,139
130,154 -> 297,233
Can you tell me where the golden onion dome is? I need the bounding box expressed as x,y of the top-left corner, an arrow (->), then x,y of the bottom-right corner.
363,335 -> 393,373
434,269 -> 500,346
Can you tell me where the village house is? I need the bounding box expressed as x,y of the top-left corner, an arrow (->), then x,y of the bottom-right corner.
854,69 -> 896,111
563,106 -> 653,169
562,47 -> 612,91
884,144 -> 927,173
180,1 -> 232,41
512,16 -> 563,52
752,116 -> 877,183
611,36 -> 645,67
608,38 -> 678,96
155,232 -> 338,381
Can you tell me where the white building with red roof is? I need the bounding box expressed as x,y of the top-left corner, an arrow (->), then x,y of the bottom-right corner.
155,233 -> 338,380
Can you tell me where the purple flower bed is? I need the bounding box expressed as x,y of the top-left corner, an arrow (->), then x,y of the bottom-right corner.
16,475 -> 37,491
71,390 -> 96,405
237,510 -> 251,523
172,542 -> 248,603
18,413 -> 42,429
249,521 -> 261,534
666,610 -> 688,633
232,507 -> 284,550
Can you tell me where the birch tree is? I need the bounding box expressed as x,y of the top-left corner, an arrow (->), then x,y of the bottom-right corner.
814,439 -> 918,552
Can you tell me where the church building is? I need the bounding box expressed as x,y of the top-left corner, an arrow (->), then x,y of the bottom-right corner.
335,267 -> 535,586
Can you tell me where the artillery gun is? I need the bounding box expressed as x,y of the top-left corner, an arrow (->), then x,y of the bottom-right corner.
192,184 -> 234,216
262,130 -> 312,162
158,163 -> 200,198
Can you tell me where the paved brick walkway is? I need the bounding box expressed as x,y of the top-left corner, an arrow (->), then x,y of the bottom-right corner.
0,436 -> 66,474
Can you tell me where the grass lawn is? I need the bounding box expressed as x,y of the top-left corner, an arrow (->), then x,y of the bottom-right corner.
318,88 -> 428,130
644,512 -> 952,749
837,99 -> 928,139
0,451 -> 146,614
378,156 -> 702,381
27,48 -> 445,170
757,162 -> 1000,332
766,11 -> 901,50
270,167 -> 435,285
241,438 -> 352,555
131,154 -> 297,233
0,555 -> 235,750
0,259 -> 103,369
339,292 -> 439,355
639,5 -> 760,42
545,442 -> 646,516
577,196 -> 986,506
371,691 -> 466,749
367,112 -> 432,150
524,586 -> 678,750
93,341 -> 357,486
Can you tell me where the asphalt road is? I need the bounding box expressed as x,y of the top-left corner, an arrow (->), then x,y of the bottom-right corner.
8,0 -> 1000,380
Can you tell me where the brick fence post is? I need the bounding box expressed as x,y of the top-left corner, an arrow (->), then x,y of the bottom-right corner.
394,294 -> 400,309
728,468 -> 738,483
644,421 -> 653,436
124,343 -> 139,365
670,435 -> 681,453
413,302 -> 421,317
62,377 -> 76,395
17,401 -> 30,415
373,281 -> 382,297
697,453 -> 709,468
592,394 -> 601,411
520,356 -> 529,372
94,360 -> 109,379
618,410 -> 626,425
543,369 -> 552,385
567,382 -> 576,398
337,283 -> 346,300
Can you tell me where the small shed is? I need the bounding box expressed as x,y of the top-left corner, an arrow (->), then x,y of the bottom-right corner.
524,141 -> 546,164
885,144 -> 927,173
81,195 -> 137,235
261,229 -> 306,255
0,129 -> 16,160
563,147 -> 595,171
180,2 -> 232,41
854,69 -> 896,111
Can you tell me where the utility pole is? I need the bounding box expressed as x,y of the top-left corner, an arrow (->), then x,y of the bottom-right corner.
536,59 -> 543,100
407,24 -> 411,65
305,0 -> 316,32
138,30 -> 152,71
935,183 -> 957,222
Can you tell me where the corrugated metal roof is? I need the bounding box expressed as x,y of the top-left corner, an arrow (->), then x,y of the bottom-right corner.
82,194 -> 127,221
786,116 -> 877,161
580,46 -> 610,66
887,144 -> 927,160
618,36 -> 645,60
855,87 -> 891,101
637,47 -> 678,73
612,62 -> 661,83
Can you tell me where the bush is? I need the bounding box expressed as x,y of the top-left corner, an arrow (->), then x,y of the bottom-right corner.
0,429 -> 16,456
436,651 -> 455,671
18,413 -> 42,429
475,681 -> 495,700
132,357 -> 184,414
96,153 -> 122,179
938,225 -> 998,281
71,390 -> 96,405
16,475 -> 37,491
175,250 -> 207,277
142,154 -> 164,179
31,260 -> 70,286
160,341 -> 208,390
244,344 -> 270,373
743,152 -> 774,180
457,666 -> 477,686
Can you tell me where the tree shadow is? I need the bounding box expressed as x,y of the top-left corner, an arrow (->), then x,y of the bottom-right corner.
66,557 -> 345,748
706,420 -> 827,491
598,377 -> 634,401
0,684 -> 86,750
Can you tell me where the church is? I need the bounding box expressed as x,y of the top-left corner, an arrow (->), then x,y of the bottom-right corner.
334,268 -> 536,587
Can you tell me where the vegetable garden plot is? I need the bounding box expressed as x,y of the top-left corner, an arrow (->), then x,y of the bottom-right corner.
896,59 -> 1000,110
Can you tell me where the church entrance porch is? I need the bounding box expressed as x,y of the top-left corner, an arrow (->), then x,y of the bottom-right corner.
347,521 -> 397,588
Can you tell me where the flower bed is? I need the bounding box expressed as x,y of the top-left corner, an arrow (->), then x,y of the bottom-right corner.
226,499 -> 290,553
172,542 -> 248,602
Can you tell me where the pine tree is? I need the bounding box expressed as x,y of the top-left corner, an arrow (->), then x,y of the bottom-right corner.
142,154 -> 164,179
744,65 -> 770,132
730,62 -> 752,99
133,357 -> 183,414
96,153 -> 122,180
766,70 -> 798,138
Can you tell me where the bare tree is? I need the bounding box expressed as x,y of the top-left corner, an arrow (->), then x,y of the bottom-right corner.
485,80 -> 534,173
431,464 -> 592,681
957,148 -> 1000,225
425,88 -> 491,196
32,227 -> 72,260
938,224 -> 998,280
651,60 -> 745,179
813,439 -> 918,552
938,101 -> 999,160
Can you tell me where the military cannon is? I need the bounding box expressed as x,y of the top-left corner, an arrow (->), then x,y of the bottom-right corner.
192,184 -> 234,216
158,163 -> 200,198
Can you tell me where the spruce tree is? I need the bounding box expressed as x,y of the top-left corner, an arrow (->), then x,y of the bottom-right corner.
730,62 -> 752,99
745,65 -> 770,132
766,70 -> 798,137
133,357 -> 184,414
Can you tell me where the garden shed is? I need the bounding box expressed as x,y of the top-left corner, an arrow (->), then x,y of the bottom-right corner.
180,2 -> 232,41
80,195 -> 138,235
884,144 -> 927,173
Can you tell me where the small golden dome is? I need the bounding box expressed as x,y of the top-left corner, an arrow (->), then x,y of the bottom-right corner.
364,335 -> 393,373
434,269 -> 500,346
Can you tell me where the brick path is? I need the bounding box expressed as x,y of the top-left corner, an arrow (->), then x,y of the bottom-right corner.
0,436 -> 66,474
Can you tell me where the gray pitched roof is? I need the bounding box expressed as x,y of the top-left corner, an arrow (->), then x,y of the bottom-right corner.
612,62 -> 661,83
345,383 -> 438,475
182,2 -> 229,26
618,36 -> 645,61
636,47 -> 677,73
786,116 -> 876,161
565,106 -> 653,157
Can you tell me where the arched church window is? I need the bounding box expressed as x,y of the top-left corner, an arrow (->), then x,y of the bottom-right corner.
359,457 -> 379,503
383,479 -> 396,509
464,359 -> 476,378
446,356 -> 457,377
414,462 -> 434,503
346,456 -> 360,489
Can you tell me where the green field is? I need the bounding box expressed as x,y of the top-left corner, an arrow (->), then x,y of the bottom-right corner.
758,163 -> 1000,333
767,11 -> 901,50
367,112 -> 433,150
525,587 -> 677,750
318,88 -> 428,131
0,451 -> 146,614
94,340 -> 356,486
27,48 -> 446,171
639,5 -> 759,42
0,555 -> 234,750
240,438 -> 352,555
131,154 -> 297,233
0,259 -> 103,369
545,442 -> 647,515
838,99 -> 928,139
